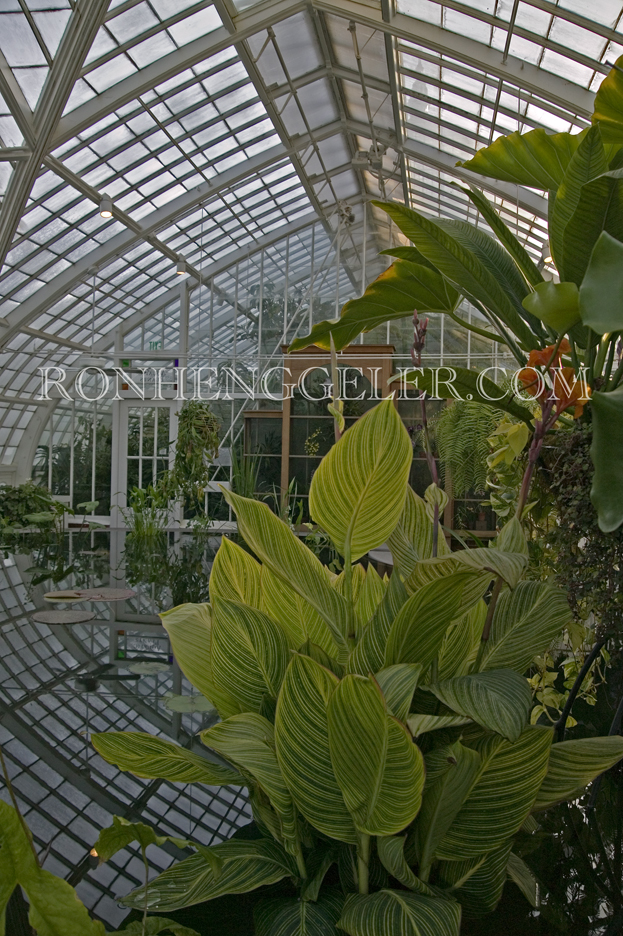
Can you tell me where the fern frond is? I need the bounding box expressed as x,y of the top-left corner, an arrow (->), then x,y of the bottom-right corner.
429,401 -> 504,496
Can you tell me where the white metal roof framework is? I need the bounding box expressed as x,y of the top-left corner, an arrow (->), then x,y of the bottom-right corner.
0,0 -> 620,924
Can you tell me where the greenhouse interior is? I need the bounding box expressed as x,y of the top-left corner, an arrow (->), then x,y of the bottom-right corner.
4,0 -> 623,934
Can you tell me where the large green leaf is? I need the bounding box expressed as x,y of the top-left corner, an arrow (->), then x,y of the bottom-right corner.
479,581 -> 571,674
159,603 -> 239,719
384,572 -> 477,669
388,487 -> 451,578
377,836 -> 435,895
593,54 -> 623,142
308,399 -> 412,563
506,852 -> 538,908
347,572 -> 409,677
579,230 -> 623,333
374,201 -> 538,349
437,601 -> 486,681
110,919 -> 200,935
337,889 -> 461,936
210,536 -> 261,608
122,839 -> 298,912
201,714 -> 297,852
533,736 -> 623,810
93,816 -> 190,862
274,654 -> 357,843
457,128 -> 587,189
549,125 -> 608,282
288,260 -> 460,352
91,732 -> 244,786
434,727 -> 552,859
390,367 -> 533,426
255,891 -> 344,936
522,281 -> 580,334
327,674 -> 425,835
223,488 -> 349,656
427,670 -> 531,742
0,800 -> 105,936
260,565 -> 338,656
375,664 -> 422,722
211,598 -> 290,711
439,840 -> 513,918
406,714 -> 472,736
412,742 -> 482,873
355,564 -> 386,632
411,546 -> 528,590
590,385 -> 623,532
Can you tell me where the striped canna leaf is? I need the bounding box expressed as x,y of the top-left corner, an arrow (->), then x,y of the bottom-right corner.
434,726 -> 552,860
255,890 -> 344,936
408,548 -> 528,594
438,839 -> 514,918
426,669 -> 532,742
91,732 -> 244,786
308,399 -> 413,563
209,536 -> 261,608
327,674 -> 425,836
533,735 -> 623,810
211,598 -> 290,712
437,601 -> 486,681
347,572 -> 409,677
388,487 -> 451,577
260,564 -> 339,657
479,581 -> 572,675
355,563 -> 386,631
159,602 -> 240,719
121,839 -> 298,912
274,654 -> 357,844
377,835 -> 436,895
337,889 -> 461,936
201,714 -> 298,853
374,664 -> 422,722
222,488 -> 349,659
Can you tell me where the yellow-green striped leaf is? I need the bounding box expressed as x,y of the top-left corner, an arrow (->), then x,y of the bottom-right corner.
355,564 -> 386,631
327,674 -> 425,836
439,840 -> 513,918
377,836 -> 435,895
347,573 -> 409,677
494,517 -> 529,556
201,714 -> 297,853
255,890 -> 344,936
412,742 -> 482,874
407,715 -> 472,737
260,565 -> 339,656
388,488 -> 451,577
159,602 -> 239,719
109,918 -> 200,935
435,726 -> 552,860
437,601 -> 486,681
337,890 -> 461,936
94,817 -> 190,863
375,664 -> 421,722
223,488 -> 349,657
211,598 -> 290,712
385,573 -> 476,669
427,670 -> 531,742
308,399 -> 413,563
122,840 -> 298,912
414,548 -> 528,590
506,852 -> 538,908
533,736 -> 623,810
479,581 -> 571,674
91,732 -> 244,786
274,654 -> 357,843
210,536 -> 261,608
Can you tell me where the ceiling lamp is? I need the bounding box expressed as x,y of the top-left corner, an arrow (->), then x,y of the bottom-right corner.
176,259 -> 187,275
99,194 -> 113,218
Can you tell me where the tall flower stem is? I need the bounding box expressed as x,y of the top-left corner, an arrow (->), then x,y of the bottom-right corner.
411,312 -> 441,559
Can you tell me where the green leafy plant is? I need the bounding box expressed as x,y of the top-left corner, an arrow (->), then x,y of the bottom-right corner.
91,400 -> 623,934
290,56 -> 623,534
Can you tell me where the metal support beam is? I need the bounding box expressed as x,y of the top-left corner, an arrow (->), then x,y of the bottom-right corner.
0,148 -> 31,162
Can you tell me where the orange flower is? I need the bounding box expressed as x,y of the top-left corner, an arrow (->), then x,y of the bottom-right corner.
517,364 -> 590,418
527,339 -> 571,368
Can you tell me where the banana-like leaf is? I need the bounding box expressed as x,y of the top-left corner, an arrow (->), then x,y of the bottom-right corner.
463,186 -> 544,289
413,742 -> 482,873
0,800 -> 106,936
223,488 -> 349,656
434,726 -> 552,859
347,572 -> 409,676
275,654 -> 357,843
506,852 -> 539,908
337,889 -> 461,936
533,736 -> 623,809
579,230 -> 623,333
94,816 -> 190,862
391,367 -> 533,425
593,53 -> 623,142
377,836 -> 435,895
255,890 -> 344,936
457,127 -> 587,189
91,732 -> 244,786
210,536 -> 261,608
374,201 -> 538,349
479,581 -> 571,675
355,564 -> 386,631
121,839 -> 298,912
109,919 -> 200,935
590,386 -> 623,533
437,601 -> 486,681
288,259 -> 460,352
412,546 -> 528,590
522,281 -> 580,334
388,487 -> 451,578
327,674 -> 425,835
407,715 -> 472,736
439,840 -> 513,918
211,598 -> 290,712
201,714 -> 297,852
549,125 -> 608,282
159,603 -> 239,719
260,565 -> 339,657
385,572 -> 477,669
427,670 -> 531,742
375,664 -> 422,722
308,399 -> 412,563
